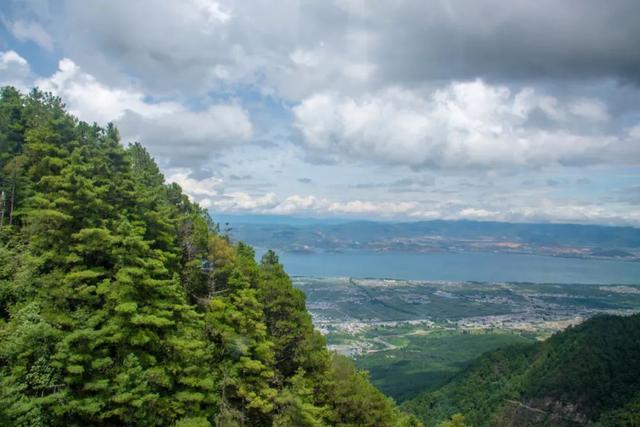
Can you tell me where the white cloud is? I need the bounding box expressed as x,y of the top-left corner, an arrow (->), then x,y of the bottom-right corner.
293,80 -> 634,170
212,192 -> 279,211
5,19 -> 54,51
191,0 -> 232,24
36,58 -> 173,124
205,190 -> 420,217
202,190 -> 419,216
0,50 -> 32,90
343,62 -> 376,82
272,194 -> 319,214
290,49 -> 321,68
197,187 -> 640,225
266,195 -> 417,216
569,99 -> 609,122
118,104 -> 252,167
327,200 -> 416,215
458,208 -> 496,219
165,169 -> 223,198
33,58 -> 253,167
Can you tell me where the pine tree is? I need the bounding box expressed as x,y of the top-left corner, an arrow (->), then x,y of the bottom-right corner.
204,243 -> 278,424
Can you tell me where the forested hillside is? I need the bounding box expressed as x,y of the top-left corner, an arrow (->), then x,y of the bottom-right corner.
402,313 -> 640,427
0,86 -> 420,427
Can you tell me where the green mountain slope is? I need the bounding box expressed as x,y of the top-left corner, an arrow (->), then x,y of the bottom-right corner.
0,86 -> 420,427
402,314 -> 640,426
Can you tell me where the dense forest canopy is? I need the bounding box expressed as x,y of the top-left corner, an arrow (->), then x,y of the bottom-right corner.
0,86 -> 421,426
403,313 -> 640,427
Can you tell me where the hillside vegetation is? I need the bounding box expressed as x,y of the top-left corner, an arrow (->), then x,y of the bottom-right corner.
0,86 -> 420,427
402,314 -> 640,426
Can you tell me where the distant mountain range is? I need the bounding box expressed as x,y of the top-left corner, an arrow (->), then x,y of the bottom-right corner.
220,216 -> 640,261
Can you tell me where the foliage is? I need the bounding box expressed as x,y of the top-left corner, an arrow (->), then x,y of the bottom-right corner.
353,328 -> 534,402
327,355 -> 422,427
436,414 -> 469,427
594,393 -> 640,427
403,314 -> 640,427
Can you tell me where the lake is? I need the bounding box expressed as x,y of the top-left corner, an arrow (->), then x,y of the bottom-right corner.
262,250 -> 640,284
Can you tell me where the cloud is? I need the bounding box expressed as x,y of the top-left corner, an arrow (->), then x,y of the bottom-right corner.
33,58 -> 253,168
3,1 -> 640,226
0,50 -> 32,90
36,58 -> 172,124
293,80 -> 638,170
212,192 -> 279,211
458,208 -> 496,219
270,196 -> 414,216
569,99 -> 609,122
271,194 -> 320,214
199,188 -> 420,217
165,169 -> 222,198
4,19 -> 54,51
370,0 -> 640,85
496,202 -> 640,225
195,187 -> 640,224
326,200 -> 417,215
22,0 -> 265,94
351,176 -> 435,192
118,104 -> 252,168
289,49 -> 321,68
10,0 -> 640,101
229,174 -> 252,181
614,185 -> 640,205
48,0 -> 381,99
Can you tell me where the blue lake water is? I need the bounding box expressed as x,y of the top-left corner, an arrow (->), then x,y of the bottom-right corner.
265,251 -> 640,284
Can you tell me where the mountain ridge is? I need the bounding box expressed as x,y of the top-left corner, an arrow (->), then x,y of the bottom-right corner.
402,313 -> 640,426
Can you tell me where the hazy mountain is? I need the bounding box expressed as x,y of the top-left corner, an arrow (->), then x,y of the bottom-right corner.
225,218 -> 640,260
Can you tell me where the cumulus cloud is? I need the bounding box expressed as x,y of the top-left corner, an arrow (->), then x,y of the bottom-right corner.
293,80 -> 637,170
0,50 -> 32,90
33,58 -> 253,167
165,169 -> 223,198
118,104 -> 252,168
36,58 -> 173,124
271,195 -> 320,214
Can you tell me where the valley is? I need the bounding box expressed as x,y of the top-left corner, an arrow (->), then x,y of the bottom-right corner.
294,277 -> 640,402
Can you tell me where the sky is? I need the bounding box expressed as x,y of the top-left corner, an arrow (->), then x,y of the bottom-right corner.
1,0 -> 639,225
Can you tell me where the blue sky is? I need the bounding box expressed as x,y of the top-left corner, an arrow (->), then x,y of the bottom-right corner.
1,0 -> 640,225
